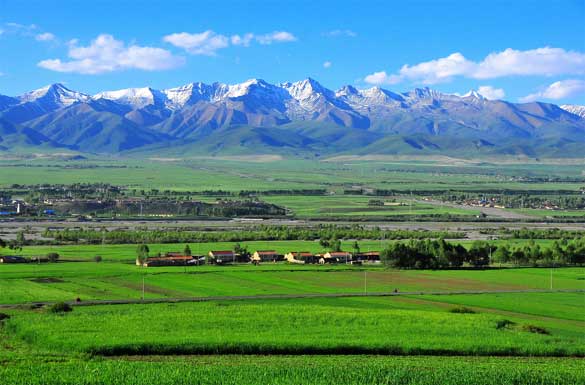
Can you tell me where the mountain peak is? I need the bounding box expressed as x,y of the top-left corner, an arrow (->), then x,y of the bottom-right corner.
560,104 -> 585,119
462,90 -> 487,100
94,87 -> 166,109
20,83 -> 89,106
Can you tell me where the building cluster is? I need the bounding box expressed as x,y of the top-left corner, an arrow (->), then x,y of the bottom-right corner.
136,250 -> 381,267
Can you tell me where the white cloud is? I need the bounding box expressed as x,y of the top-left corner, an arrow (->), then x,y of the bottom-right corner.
323,61 -> 332,69
163,30 -> 229,56
520,79 -> 585,102
35,32 -> 55,41
231,33 -> 254,47
365,47 -> 585,85
363,71 -> 401,85
255,31 -> 297,45
38,34 -> 185,74
165,30 -> 297,53
324,29 -> 357,38
477,86 -> 505,100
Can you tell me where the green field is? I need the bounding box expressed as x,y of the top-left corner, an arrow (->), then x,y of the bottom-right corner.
1,158 -> 584,192
0,261 -> 582,304
263,195 -> 481,217
1,157 -> 584,384
1,292 -> 584,384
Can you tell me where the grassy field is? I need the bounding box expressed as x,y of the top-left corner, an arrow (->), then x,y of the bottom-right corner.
263,195 -> 481,218
0,238 -> 562,262
1,352 -> 583,385
1,157 -> 584,384
1,158 -> 583,192
1,263 -> 583,384
0,262 -> 582,304
4,297 -> 583,357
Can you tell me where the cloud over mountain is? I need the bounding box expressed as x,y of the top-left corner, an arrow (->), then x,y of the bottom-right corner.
365,47 -> 585,85
38,34 -> 185,74
520,79 -> 585,102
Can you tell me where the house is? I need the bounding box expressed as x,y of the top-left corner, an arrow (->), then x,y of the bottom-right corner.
138,252 -> 198,267
251,250 -> 283,262
355,251 -> 381,263
0,255 -> 27,263
208,250 -> 236,264
323,251 -> 352,263
284,251 -> 316,264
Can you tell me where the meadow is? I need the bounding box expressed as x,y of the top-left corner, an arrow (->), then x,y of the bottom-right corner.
0,157 -> 584,384
0,261 -> 582,305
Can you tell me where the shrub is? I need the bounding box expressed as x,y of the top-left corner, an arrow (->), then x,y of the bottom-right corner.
49,302 -> 72,313
449,306 -> 476,314
521,324 -> 550,335
0,313 -> 10,321
94,255 -> 102,263
46,252 -> 60,263
495,319 -> 516,330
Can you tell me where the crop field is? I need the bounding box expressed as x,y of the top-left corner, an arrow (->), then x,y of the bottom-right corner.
0,262 -> 582,304
263,195 -> 481,218
1,293 -> 584,384
1,158 -> 584,192
0,158 -> 584,384
0,238 -> 562,262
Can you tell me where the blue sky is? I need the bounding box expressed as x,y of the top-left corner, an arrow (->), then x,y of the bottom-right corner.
1,0 -> 584,104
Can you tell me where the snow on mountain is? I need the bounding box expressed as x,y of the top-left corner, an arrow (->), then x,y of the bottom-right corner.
93,87 -> 167,109
1,79 -> 584,157
462,90 -> 487,100
560,104 -> 585,119
19,83 -> 89,107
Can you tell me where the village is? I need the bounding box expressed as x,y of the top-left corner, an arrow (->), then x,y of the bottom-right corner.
0,249 -> 381,266
138,249 -> 381,267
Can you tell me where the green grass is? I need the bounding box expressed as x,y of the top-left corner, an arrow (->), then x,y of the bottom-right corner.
263,195 -> 480,218
0,262 -> 582,305
5,297 -> 583,357
1,354 -> 583,385
416,292 -> 585,321
1,158 -> 583,192
1,238 -> 561,262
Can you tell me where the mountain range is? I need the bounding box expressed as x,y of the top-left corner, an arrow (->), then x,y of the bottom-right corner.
1,79 -> 584,158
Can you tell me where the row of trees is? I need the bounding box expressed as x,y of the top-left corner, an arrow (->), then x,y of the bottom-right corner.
495,228 -> 585,240
40,225 -> 464,245
381,238 -> 585,269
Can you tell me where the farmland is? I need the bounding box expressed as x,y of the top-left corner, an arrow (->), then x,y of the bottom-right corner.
0,157 -> 584,384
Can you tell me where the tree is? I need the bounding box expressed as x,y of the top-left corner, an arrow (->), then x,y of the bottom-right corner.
47,252 -> 60,263
234,243 -> 250,262
136,244 -> 150,264
352,241 -> 360,255
330,239 -> 342,252
492,245 -> 510,266
0,237 -> 5,249
16,231 -> 26,245
183,244 -> 192,256
468,241 -> 491,268
319,239 -> 330,249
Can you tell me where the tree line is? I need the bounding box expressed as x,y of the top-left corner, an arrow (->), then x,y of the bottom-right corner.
39,225 -> 464,245
381,238 -> 585,269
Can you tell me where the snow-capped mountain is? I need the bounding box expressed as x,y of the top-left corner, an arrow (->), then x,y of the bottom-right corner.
19,83 -> 90,107
0,79 -> 583,156
560,104 -> 585,119
94,87 -> 167,109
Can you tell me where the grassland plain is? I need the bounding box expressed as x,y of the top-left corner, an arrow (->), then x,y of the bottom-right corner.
2,292 -> 584,384
0,239 -> 562,262
0,263 -> 582,305
1,158 -> 584,192
3,297 -> 584,357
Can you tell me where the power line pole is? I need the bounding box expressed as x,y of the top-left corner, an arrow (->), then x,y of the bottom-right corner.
364,270 -> 367,295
